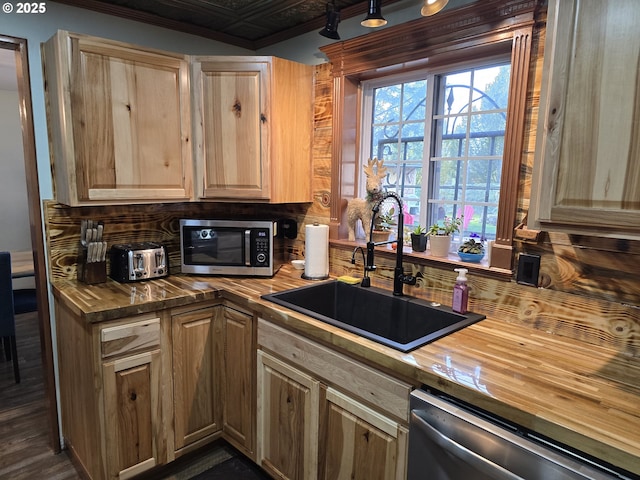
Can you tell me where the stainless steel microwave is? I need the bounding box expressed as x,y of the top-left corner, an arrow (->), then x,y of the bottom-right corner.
180,219 -> 284,277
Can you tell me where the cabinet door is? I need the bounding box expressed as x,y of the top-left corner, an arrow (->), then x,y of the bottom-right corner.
322,388 -> 407,480
172,305 -> 223,451
44,30 -> 192,205
103,349 -> 162,480
530,0 -> 640,235
192,56 -> 313,203
257,350 -> 320,480
221,305 -> 254,456
193,58 -> 269,200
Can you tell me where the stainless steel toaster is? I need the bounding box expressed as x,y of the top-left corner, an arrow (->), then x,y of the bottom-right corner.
109,242 -> 168,282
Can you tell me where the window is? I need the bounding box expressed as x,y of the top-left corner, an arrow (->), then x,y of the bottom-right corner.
320,0 -> 536,270
361,61 -> 511,242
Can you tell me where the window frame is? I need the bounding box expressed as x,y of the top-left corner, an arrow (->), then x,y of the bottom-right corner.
360,56 -> 511,239
320,0 -> 537,270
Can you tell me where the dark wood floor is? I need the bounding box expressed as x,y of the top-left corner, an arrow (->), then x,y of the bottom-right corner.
0,310 -> 79,479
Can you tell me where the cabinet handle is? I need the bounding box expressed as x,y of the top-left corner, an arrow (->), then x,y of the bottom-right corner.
260,113 -> 267,123
233,101 -> 241,117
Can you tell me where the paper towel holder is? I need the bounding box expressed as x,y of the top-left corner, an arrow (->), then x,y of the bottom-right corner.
302,222 -> 330,280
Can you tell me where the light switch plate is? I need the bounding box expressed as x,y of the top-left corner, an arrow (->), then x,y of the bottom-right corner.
516,253 -> 540,287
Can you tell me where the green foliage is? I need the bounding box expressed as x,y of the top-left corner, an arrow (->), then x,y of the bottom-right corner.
428,216 -> 462,236
412,224 -> 426,235
458,238 -> 484,254
374,207 -> 396,231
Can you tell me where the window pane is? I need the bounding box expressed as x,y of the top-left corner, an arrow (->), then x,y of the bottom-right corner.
435,118 -> 466,158
429,62 -> 510,241
442,72 -> 472,116
471,65 -> 511,110
465,159 -> 502,203
373,85 -> 401,124
431,159 -> 462,201
403,80 -> 427,121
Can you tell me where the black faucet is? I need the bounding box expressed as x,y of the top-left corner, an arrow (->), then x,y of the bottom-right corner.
351,246 -> 371,287
366,191 -> 416,296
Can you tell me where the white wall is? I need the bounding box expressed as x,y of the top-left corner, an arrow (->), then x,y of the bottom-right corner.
0,87 -> 34,290
0,89 -> 29,246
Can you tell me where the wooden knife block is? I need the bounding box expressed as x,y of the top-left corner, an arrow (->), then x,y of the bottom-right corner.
77,245 -> 107,284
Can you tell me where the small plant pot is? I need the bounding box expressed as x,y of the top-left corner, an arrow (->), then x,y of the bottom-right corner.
458,251 -> 484,263
411,233 -> 427,252
429,235 -> 451,257
371,230 -> 391,243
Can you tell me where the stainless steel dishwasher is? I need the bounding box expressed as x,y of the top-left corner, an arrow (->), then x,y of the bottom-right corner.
408,389 -> 633,480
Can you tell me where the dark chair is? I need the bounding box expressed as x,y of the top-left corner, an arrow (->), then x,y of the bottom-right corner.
0,252 -> 20,383
13,288 -> 37,315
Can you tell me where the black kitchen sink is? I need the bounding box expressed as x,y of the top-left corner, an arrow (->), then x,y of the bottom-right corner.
261,280 -> 485,352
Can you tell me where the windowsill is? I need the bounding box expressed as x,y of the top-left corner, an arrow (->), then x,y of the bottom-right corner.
330,239 -> 513,281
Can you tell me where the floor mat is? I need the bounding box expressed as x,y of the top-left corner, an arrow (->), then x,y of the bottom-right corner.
189,456 -> 271,480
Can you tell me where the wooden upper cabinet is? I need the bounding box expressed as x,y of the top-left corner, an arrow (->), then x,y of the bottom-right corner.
43,30 -> 193,206
530,0 -> 640,236
191,56 -> 314,203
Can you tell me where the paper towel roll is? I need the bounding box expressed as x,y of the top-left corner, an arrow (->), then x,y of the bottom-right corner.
304,223 -> 329,280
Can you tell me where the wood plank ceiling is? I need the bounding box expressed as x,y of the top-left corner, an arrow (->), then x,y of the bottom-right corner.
50,0 -> 406,50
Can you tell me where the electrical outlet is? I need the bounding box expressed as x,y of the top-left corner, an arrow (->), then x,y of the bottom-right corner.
516,253 -> 541,287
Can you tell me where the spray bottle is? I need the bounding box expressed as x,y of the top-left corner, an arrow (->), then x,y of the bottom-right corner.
452,268 -> 469,314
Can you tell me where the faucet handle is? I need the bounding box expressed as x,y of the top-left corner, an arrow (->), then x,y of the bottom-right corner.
401,273 -> 417,286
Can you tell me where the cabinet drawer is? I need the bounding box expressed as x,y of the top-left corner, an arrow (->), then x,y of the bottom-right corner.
258,319 -> 411,423
101,316 -> 161,359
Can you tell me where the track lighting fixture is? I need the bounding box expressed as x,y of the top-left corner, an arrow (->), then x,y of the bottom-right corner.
421,0 -> 449,16
361,0 -> 387,28
319,1 -> 341,39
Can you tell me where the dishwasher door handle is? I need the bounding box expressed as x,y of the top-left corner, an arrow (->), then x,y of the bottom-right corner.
411,410 -> 524,480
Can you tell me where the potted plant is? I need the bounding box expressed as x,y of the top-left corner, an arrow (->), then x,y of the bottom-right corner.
410,225 -> 427,252
427,216 -> 462,257
371,207 -> 396,243
457,238 -> 485,263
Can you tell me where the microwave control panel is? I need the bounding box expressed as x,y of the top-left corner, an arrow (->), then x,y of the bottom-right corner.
252,228 -> 270,266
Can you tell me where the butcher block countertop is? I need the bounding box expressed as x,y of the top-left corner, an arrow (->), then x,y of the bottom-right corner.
51,266 -> 640,477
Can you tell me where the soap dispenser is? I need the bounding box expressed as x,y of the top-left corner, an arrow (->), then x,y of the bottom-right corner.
452,268 -> 469,314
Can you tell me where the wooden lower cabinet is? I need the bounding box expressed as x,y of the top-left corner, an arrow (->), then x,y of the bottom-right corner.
257,320 -> 410,480
171,303 -> 223,452
257,350 -> 320,479
169,301 -> 255,458
102,349 -> 163,480
221,304 -> 255,457
55,301 -> 168,480
55,298 -> 256,480
322,388 -> 408,480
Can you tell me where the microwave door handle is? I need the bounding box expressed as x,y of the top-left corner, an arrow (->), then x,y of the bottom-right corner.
244,230 -> 251,266
410,411 -> 522,480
